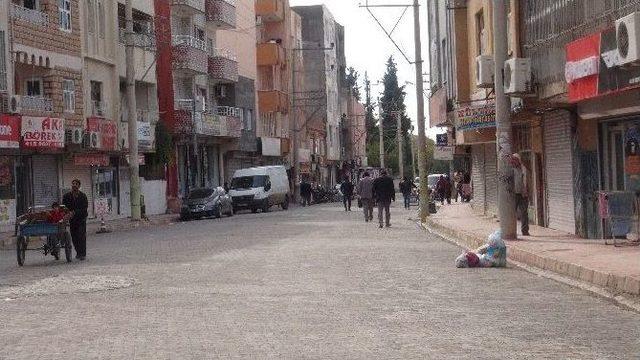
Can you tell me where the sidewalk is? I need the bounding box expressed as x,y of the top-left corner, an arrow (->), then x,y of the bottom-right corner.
424,203 -> 640,297
0,213 -> 179,250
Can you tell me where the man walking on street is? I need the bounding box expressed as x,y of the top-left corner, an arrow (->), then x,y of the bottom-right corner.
398,176 -> 416,209
300,178 -> 312,206
63,179 -> 89,260
340,177 -> 354,211
372,170 -> 395,228
356,172 -> 374,222
512,153 -> 530,236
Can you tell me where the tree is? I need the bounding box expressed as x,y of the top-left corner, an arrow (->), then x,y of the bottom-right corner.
363,72 -> 379,166
379,56 -> 412,177
345,67 -> 361,101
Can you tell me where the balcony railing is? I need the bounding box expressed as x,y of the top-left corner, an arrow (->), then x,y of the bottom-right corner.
20,96 -> 53,112
92,100 -> 107,117
120,108 -> 159,123
206,0 -> 237,29
172,35 -> 207,52
208,48 -> 238,83
210,105 -> 243,119
197,112 -> 242,138
118,28 -> 156,49
11,4 -> 49,26
172,0 -> 205,13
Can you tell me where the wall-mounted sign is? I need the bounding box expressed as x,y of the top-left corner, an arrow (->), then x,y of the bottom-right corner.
87,117 -> 117,151
125,154 -> 145,165
625,127 -> 640,175
455,104 -> 495,131
0,115 -> 21,148
436,133 -> 448,147
74,154 -> 110,167
434,146 -> 454,161
22,117 -> 65,149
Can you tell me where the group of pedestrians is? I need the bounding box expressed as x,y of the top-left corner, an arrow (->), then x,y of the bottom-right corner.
353,170 -> 396,228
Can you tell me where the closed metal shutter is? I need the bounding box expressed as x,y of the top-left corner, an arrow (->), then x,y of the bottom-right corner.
32,155 -> 59,207
62,162 -> 94,218
544,111 -> 576,234
471,145 -> 486,214
484,144 -> 498,216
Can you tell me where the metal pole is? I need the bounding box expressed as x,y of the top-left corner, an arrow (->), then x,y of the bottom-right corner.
413,0 -> 429,221
411,132 -> 417,179
193,102 -> 200,189
378,97 -> 385,169
125,0 -> 141,221
291,48 -> 299,202
492,0 -> 517,239
396,111 -> 404,178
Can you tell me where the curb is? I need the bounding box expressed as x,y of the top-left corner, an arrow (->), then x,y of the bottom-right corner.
421,219 -> 640,313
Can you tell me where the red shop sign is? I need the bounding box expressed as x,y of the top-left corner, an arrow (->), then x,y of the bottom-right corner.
87,117 -> 117,151
0,115 -> 21,149
74,154 -> 110,167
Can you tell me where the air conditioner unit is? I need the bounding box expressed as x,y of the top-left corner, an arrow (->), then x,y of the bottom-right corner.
504,58 -> 532,95
476,55 -> 495,88
616,12 -> 640,65
84,131 -> 100,149
66,128 -> 84,145
256,15 -> 263,26
214,85 -> 227,99
8,95 -> 21,114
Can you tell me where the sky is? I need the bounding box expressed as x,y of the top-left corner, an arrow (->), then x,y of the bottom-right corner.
289,0 -> 441,139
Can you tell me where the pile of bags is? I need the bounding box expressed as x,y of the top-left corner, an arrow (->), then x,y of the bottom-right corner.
455,230 -> 507,268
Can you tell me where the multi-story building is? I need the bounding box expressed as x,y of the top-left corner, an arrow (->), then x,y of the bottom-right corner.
292,5 -> 341,186
0,0 -> 84,229
155,0 -> 242,208
255,0 -> 292,169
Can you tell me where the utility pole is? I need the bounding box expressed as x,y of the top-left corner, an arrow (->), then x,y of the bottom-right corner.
125,0 -> 141,221
413,0 -> 429,221
395,111 -> 404,178
378,98 -> 385,169
410,131 -> 417,179
291,46 -> 299,202
492,0 -> 516,239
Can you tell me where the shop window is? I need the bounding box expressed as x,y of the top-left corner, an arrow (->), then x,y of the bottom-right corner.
59,0 -> 72,32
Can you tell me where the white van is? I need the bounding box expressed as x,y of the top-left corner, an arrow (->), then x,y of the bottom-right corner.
229,166 -> 290,213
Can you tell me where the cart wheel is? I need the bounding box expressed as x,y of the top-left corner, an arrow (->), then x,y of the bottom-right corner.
16,236 -> 26,266
63,231 -> 73,263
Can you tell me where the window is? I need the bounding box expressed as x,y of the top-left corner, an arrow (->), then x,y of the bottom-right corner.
87,0 -> 95,34
22,0 -> 39,10
63,80 -> 75,113
90,81 -> 103,115
0,31 -> 6,91
194,26 -> 205,42
25,78 -> 43,96
98,1 -> 105,39
59,0 -> 72,31
475,10 -> 485,55
244,109 -> 253,131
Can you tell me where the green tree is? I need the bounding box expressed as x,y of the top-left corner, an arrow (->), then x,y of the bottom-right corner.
345,67 -> 361,101
380,56 -> 412,177
363,72 -> 379,166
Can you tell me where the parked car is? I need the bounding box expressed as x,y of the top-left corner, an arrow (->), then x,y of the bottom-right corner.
229,166 -> 290,213
180,187 -> 234,221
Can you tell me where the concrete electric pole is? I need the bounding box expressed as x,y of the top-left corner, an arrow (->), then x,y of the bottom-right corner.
412,0 -> 429,221
395,111 -> 404,178
492,0 -> 517,239
125,0 -> 141,221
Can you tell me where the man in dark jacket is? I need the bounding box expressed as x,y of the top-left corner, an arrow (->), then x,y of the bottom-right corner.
372,170 -> 396,228
398,176 -> 416,209
62,179 -> 89,260
340,177 -> 354,211
300,179 -> 312,206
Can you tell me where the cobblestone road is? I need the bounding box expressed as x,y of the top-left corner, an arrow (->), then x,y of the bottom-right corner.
1,203 -> 639,359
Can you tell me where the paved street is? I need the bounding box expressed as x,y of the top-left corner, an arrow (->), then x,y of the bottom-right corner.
1,203 -> 639,359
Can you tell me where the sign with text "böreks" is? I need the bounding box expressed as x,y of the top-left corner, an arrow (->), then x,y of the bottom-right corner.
21,117 -> 65,149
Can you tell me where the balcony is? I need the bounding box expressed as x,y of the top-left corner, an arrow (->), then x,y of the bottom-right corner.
208,48 -> 238,83
11,3 -> 49,26
206,0 -> 237,29
255,0 -> 284,22
172,35 -> 208,75
172,0 -> 205,14
118,28 -> 156,49
258,90 -> 289,114
18,96 -> 53,113
257,42 -> 286,66
196,107 -> 243,138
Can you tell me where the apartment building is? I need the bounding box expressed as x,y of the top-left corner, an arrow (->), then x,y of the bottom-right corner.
155,0 -> 241,207
292,5 -> 341,186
